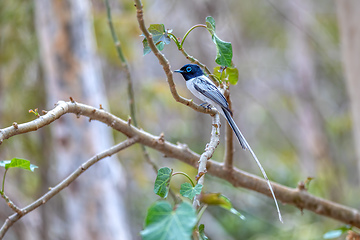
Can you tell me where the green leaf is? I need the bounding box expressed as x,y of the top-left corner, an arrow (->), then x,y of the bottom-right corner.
213,66 -> 239,85
199,224 -> 209,240
213,36 -> 233,67
323,225 -> 352,239
323,230 -> 343,239
157,41 -> 165,51
205,16 -> 216,33
229,207 -> 246,220
153,167 -> 173,198
0,158 -> 38,172
148,24 -> 170,44
226,67 -> 239,85
0,160 -> 11,168
199,193 -> 245,220
213,66 -> 223,81
205,17 -> 233,67
180,183 -> 203,200
142,24 -> 171,56
142,39 -> 151,55
141,201 -> 197,240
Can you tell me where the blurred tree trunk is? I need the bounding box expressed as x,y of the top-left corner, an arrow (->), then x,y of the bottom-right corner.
285,0 -> 342,200
35,0 -> 132,239
286,0 -> 333,174
337,1 -> 360,182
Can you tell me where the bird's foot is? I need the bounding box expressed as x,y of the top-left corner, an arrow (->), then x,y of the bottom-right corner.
200,102 -> 212,109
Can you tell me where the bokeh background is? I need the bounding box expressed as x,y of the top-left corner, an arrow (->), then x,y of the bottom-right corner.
0,0 -> 359,239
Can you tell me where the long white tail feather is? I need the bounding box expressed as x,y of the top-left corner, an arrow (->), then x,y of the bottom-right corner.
223,108 -> 283,223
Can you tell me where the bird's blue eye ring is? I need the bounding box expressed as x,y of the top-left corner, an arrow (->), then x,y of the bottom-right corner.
186,66 -> 192,72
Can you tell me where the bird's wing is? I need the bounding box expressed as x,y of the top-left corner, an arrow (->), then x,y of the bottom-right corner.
193,76 -> 230,111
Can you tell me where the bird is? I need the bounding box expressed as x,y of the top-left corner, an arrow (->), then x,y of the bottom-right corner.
175,63 -> 283,223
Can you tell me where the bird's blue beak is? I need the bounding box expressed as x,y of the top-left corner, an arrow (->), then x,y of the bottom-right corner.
174,69 -> 183,73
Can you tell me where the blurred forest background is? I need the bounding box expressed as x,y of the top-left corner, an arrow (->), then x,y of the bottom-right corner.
0,0 -> 359,239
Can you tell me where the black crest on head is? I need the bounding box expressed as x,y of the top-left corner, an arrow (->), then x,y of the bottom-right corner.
175,64 -> 204,80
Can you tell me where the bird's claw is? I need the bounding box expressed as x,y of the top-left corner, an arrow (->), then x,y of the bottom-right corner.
200,102 -> 212,109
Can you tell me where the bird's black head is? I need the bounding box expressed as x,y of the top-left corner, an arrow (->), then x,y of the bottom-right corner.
174,64 -> 204,81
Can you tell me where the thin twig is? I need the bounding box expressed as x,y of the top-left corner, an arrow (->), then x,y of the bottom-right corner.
105,0 -> 159,174
105,0 -> 137,126
0,137 -> 139,238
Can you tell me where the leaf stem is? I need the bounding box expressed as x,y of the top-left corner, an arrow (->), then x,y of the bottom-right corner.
172,172 -> 195,187
196,204 -> 208,225
168,33 -> 181,49
180,24 -> 207,48
2,169 -> 7,192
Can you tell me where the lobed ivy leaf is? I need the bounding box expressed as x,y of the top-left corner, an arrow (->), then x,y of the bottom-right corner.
323,225 -> 352,239
199,224 -> 209,240
199,193 -> 245,220
180,183 -> 203,200
205,16 -> 233,67
0,158 -> 38,172
141,201 -> 197,240
213,66 -> 239,85
142,24 -> 171,55
153,167 -> 173,198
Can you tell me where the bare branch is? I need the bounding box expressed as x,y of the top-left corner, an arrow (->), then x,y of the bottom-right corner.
0,136 -> 139,238
0,191 -> 22,214
1,101 -> 359,228
193,113 -> 221,208
223,89 -> 234,170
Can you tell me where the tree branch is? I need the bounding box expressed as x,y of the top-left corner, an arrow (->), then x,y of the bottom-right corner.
0,191 -> 22,215
0,136 -> 139,238
223,89 -> 234,170
193,113 -> 221,208
1,100 -> 359,227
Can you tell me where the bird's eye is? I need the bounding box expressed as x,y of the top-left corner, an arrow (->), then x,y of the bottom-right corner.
186,66 -> 192,72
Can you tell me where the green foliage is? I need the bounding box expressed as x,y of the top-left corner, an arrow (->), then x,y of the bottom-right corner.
141,201 -> 197,240
198,224 -> 209,240
141,16 -> 236,72
323,225 -> 352,239
0,158 -> 38,172
180,182 -> 203,200
149,166 -> 246,237
153,167 -> 173,198
0,158 -> 38,192
142,24 -> 171,55
205,16 -> 233,67
199,193 -> 245,220
213,66 -> 239,85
